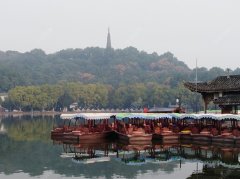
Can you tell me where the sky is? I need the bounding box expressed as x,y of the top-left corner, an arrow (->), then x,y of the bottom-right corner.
0,0 -> 239,70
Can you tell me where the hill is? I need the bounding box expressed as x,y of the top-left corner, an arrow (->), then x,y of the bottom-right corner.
0,47 -> 193,91
1,47 -> 239,92
1,47 -> 240,111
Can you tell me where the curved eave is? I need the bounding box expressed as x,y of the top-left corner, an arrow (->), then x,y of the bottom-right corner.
184,82 -> 240,93
184,82 -> 206,93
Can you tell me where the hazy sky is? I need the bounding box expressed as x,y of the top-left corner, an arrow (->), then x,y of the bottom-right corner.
0,0 -> 239,69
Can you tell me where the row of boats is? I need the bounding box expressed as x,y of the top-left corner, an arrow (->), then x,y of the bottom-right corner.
51,113 -> 240,145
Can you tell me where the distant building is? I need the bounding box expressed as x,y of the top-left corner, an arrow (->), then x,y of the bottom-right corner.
184,75 -> 240,114
106,28 -> 112,49
147,106 -> 185,113
145,103 -> 185,113
69,102 -> 78,111
0,93 -> 8,102
0,123 -> 6,134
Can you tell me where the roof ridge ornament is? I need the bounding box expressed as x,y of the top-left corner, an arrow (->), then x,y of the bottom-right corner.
226,68 -> 230,79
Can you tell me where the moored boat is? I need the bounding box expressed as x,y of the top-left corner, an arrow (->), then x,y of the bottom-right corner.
152,127 -> 179,142
116,130 -> 152,143
53,113 -> 115,141
114,113 -> 174,143
51,115 -> 77,140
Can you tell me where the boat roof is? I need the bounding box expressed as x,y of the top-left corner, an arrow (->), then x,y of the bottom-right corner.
115,113 -> 173,120
60,113 -> 115,120
177,113 -> 240,120
60,113 -> 240,121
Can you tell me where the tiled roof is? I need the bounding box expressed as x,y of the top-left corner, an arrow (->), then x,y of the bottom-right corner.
184,75 -> 240,92
214,95 -> 240,105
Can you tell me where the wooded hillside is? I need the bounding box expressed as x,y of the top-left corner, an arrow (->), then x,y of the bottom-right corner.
0,47 -> 239,111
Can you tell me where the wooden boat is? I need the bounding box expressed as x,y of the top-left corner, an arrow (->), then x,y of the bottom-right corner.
51,126 -> 76,141
115,123 -> 152,143
179,130 -> 192,141
51,127 -> 65,139
191,130 -> 213,142
211,129 -> 235,144
153,133 -> 179,141
54,113 -> 115,141
233,129 -> 240,145
235,137 -> 240,145
152,127 -> 179,142
116,130 -> 152,143
212,135 -> 235,144
114,114 -> 153,143
63,130 -> 114,141
114,113 -> 174,143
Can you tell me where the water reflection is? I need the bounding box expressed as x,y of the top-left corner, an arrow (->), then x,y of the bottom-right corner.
53,138 -> 240,167
53,136 -> 240,177
0,115 -> 240,179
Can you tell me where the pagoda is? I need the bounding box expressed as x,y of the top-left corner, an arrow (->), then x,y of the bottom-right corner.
184,75 -> 240,114
106,28 -> 111,49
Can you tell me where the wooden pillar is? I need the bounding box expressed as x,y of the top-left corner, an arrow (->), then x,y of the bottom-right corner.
202,94 -> 209,114
204,100 -> 208,114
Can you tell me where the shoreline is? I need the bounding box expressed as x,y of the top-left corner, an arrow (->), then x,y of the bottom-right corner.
0,110 -> 141,117
0,111 -> 62,117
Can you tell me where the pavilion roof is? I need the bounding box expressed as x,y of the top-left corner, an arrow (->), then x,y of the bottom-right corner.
184,75 -> 240,92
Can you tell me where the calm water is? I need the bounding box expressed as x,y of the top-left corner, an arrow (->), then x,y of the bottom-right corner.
0,115 -> 240,179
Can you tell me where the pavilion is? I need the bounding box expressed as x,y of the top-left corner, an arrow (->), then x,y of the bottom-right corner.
184,75 -> 240,114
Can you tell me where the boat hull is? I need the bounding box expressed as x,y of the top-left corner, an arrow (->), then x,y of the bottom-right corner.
116,132 -> 152,143
152,133 -> 179,142
62,131 -> 114,141
235,137 -> 240,145
191,134 -> 212,142
180,133 -> 192,141
212,135 -> 235,144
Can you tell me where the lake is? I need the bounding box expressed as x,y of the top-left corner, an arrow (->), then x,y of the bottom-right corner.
0,115 -> 240,179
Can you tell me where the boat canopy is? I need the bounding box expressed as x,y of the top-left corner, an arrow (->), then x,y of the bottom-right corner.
61,113 -> 240,121
115,113 -> 173,120
178,114 -> 199,120
60,113 -> 115,120
115,113 -> 240,121
176,113 -> 240,121
60,113 -> 77,119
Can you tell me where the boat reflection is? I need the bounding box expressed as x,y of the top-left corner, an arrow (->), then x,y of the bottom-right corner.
52,136 -> 240,170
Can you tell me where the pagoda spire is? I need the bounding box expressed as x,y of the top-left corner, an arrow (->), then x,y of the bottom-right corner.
106,28 -> 111,49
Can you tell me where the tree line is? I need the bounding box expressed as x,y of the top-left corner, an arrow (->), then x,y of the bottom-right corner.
1,82 -> 202,112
